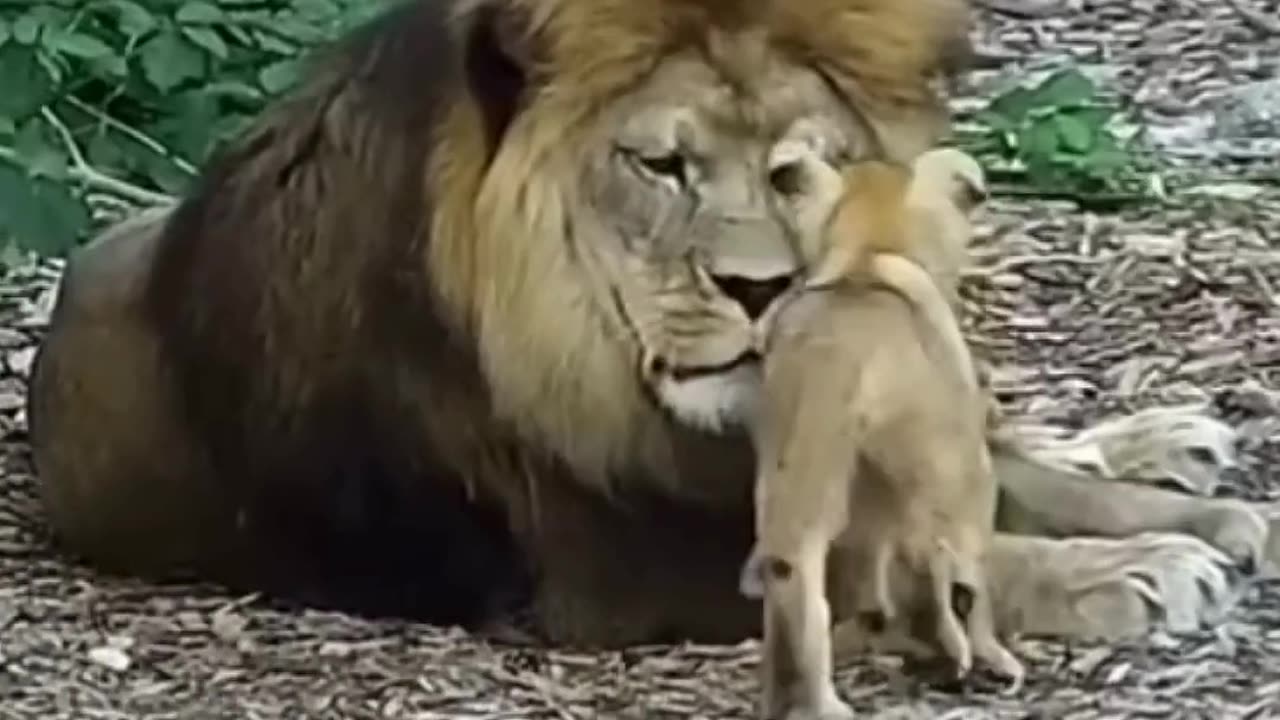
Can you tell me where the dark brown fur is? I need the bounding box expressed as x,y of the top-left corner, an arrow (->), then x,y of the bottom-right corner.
34,0 -> 971,640
29,0 -> 1267,656
36,3 -> 537,624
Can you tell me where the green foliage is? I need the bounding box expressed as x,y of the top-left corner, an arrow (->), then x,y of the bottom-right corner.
956,67 -> 1165,209
0,11 -> 1171,262
0,0 -> 388,259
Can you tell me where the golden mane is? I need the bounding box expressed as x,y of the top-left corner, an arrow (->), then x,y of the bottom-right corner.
426,0 -> 971,490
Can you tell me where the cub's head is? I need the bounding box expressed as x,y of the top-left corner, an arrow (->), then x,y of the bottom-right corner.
428,0 -> 972,481
764,146 -> 988,291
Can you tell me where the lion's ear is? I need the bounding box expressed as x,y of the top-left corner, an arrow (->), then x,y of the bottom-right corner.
456,0 -> 542,148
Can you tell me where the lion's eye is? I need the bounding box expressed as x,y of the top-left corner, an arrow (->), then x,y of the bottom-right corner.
636,152 -> 687,185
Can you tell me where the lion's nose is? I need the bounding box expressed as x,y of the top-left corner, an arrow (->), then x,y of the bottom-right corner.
710,274 -> 794,320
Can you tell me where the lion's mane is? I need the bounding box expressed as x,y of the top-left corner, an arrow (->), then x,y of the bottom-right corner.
428,0 -> 971,489
33,0 -> 971,634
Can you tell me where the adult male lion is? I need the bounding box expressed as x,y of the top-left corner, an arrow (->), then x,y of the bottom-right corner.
27,0 -> 1268,650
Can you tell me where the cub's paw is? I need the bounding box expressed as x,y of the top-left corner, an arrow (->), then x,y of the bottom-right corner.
990,532 -> 1243,640
764,676 -> 854,720
781,696 -> 855,720
849,534 -> 981,677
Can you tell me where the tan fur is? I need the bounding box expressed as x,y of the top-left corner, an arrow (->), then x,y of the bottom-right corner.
743,150 -> 1021,718
26,0 -> 1270,676
425,0 -> 971,490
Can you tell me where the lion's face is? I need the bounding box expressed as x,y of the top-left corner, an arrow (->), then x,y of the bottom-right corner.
572,52 -> 879,433
436,0 -> 963,484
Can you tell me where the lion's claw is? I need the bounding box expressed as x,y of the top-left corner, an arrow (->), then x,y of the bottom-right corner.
1192,499 -> 1268,578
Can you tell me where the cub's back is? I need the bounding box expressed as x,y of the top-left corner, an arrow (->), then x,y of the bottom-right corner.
759,283 -> 975,456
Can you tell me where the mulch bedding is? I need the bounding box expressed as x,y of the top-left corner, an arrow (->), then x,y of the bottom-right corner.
3,1 -> 1280,717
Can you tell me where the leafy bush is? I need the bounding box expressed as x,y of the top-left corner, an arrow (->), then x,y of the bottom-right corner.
0,0 -> 388,259
0,8 -> 1168,263
954,67 -> 1165,209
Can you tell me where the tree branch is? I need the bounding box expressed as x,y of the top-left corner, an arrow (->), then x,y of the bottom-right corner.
38,108 -> 176,207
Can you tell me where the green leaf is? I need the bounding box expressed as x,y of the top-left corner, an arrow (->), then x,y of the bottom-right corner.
0,44 -> 56,118
293,0 -> 342,21
12,14 -> 42,45
972,109 -> 1014,134
0,241 -> 29,270
203,79 -> 264,102
1024,153 -> 1061,188
12,118 -> 68,182
139,30 -> 206,93
153,91 -> 220,161
219,21 -> 253,45
1053,112 -> 1096,154
181,26 -> 228,59
212,111 -> 253,146
45,30 -> 115,60
107,0 -> 159,38
269,15 -> 327,44
27,5 -> 73,28
35,45 -> 65,86
86,131 -> 128,176
140,150 -> 194,195
87,52 -> 129,78
0,161 -> 90,257
251,28 -> 297,56
0,19 -> 11,47
1033,69 -> 1096,108
987,86 -> 1037,124
259,58 -> 303,94
1019,115 -> 1061,160
1061,104 -> 1115,130
176,1 -> 226,25
1085,146 -> 1130,176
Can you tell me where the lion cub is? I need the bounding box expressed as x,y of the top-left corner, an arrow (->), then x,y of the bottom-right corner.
741,148 -> 1021,720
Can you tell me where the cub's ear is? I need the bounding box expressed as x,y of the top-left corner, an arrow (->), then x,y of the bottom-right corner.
455,0 -> 543,148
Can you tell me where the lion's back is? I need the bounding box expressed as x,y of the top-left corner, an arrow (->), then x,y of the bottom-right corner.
30,0 -> 538,626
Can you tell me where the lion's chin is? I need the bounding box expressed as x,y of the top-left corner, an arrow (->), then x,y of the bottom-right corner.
651,362 -> 762,435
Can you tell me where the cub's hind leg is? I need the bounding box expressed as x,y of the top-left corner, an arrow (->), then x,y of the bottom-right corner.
855,412 -> 1023,680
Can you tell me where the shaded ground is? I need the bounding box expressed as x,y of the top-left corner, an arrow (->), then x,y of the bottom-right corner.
3,0 -> 1280,717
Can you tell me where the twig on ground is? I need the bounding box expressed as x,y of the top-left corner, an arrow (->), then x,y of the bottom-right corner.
1224,0 -> 1280,35
964,253 -> 1107,277
972,0 -> 1073,19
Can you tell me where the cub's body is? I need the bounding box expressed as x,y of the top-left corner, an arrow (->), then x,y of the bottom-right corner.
744,150 -> 1020,719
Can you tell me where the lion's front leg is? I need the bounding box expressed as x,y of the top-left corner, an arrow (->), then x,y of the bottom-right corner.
992,449 -> 1268,575
983,531 -> 1241,639
983,444 -> 1259,640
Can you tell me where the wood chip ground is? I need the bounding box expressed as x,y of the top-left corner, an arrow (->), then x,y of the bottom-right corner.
2,1 -> 1280,717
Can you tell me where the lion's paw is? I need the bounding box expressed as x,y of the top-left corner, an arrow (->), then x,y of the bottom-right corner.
992,532 -> 1243,640
1190,499 -> 1269,576
998,404 -> 1238,496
